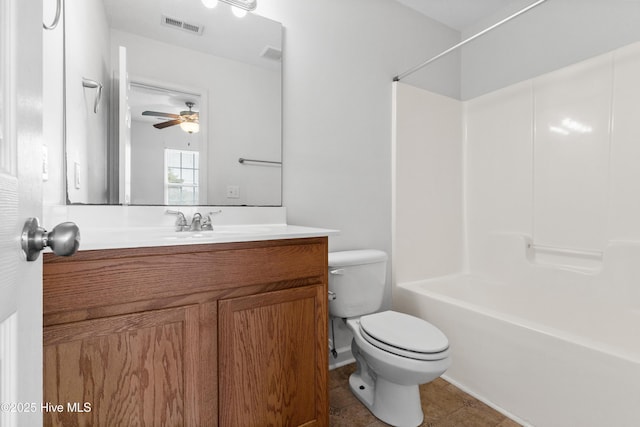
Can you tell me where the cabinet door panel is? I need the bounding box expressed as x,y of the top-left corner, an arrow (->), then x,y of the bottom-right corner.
43,306 -> 200,427
219,285 -> 328,427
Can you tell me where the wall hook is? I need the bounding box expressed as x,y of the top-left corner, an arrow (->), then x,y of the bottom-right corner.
43,0 -> 62,30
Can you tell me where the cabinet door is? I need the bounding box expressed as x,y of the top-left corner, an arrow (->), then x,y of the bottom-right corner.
43,305 -> 205,427
219,285 -> 328,427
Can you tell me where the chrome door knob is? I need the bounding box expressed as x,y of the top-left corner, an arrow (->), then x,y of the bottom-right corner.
21,218 -> 80,261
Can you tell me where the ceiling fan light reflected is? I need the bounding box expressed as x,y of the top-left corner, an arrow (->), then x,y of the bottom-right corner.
219,0 -> 256,11
180,121 -> 200,134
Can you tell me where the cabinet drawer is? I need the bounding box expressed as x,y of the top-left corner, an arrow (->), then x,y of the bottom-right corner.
44,238 -> 327,325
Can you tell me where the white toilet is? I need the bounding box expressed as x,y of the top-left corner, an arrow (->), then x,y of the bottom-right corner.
328,250 -> 451,427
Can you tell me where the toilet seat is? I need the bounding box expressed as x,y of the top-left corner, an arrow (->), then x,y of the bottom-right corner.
359,311 -> 449,361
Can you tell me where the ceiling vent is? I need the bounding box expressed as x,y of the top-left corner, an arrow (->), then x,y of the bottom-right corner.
161,15 -> 204,35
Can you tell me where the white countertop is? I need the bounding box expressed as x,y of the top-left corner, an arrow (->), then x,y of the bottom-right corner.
43,205 -> 338,252
74,224 -> 339,251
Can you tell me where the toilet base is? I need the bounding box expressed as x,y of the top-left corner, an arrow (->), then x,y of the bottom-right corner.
349,372 -> 424,427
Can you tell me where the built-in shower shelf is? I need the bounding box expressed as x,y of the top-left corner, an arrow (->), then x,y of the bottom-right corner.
526,242 -> 603,273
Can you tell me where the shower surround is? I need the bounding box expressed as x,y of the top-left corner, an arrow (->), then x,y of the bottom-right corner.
392,41 -> 640,426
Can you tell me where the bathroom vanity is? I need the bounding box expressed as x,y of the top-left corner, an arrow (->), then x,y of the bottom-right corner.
42,236 -> 329,426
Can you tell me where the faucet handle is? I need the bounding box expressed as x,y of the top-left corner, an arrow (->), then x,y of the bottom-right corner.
166,209 -> 188,231
201,210 -> 222,231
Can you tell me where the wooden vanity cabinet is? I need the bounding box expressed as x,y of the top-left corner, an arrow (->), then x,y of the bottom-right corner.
43,237 -> 329,427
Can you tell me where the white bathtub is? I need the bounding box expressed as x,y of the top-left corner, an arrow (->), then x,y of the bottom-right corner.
394,238 -> 640,426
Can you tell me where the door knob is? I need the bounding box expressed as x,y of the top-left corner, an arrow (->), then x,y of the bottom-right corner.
21,218 -> 80,261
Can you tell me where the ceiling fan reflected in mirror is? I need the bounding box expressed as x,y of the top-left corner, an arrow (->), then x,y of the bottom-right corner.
142,101 -> 200,134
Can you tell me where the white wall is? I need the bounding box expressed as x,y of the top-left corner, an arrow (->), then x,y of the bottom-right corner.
64,0 -> 111,204
460,0 -> 640,100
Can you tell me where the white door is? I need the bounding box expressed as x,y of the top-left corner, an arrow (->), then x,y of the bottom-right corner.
0,0 -> 44,426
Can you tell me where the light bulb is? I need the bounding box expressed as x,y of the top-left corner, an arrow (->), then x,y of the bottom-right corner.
201,0 -> 218,8
180,121 -> 200,134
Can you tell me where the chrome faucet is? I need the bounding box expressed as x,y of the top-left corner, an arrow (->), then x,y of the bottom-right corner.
189,213 -> 203,231
166,210 -> 220,232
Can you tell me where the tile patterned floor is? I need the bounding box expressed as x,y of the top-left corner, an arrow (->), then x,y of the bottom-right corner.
329,363 -> 521,427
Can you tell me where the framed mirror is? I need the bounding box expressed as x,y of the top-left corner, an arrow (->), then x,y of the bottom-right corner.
64,0 -> 282,206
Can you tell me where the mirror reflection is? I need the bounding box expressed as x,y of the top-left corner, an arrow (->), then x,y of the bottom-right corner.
64,0 -> 282,206
129,83 -> 204,205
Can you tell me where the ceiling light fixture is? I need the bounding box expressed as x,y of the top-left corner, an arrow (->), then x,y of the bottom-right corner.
201,0 -> 218,8
142,101 -> 200,133
180,120 -> 200,134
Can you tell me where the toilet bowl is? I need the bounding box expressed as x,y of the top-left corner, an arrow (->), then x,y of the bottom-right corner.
328,250 -> 451,427
346,312 -> 451,426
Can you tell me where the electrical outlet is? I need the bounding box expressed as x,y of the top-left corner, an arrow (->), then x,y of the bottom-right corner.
226,185 -> 240,199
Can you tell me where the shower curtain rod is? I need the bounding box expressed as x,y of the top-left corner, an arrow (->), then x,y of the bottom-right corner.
393,0 -> 549,82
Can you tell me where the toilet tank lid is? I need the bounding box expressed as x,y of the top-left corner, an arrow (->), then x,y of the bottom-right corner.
328,250 -> 388,267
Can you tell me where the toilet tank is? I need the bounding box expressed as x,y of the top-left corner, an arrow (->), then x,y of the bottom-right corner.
328,250 -> 388,318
